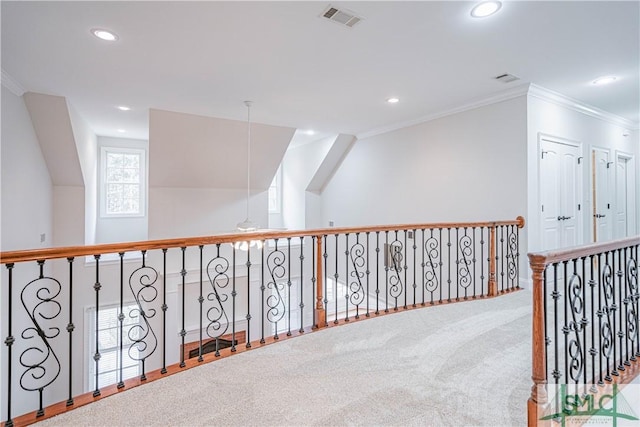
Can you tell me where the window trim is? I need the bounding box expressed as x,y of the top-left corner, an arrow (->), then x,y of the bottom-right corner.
100,146 -> 146,218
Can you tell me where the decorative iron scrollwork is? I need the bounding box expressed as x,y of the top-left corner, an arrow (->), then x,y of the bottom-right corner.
266,244 -> 287,325
128,260 -> 159,365
507,226 -> 518,283
206,248 -> 230,339
19,272 -> 62,394
567,273 -> 584,382
458,231 -> 473,291
389,239 -> 404,299
424,234 -> 440,301
627,258 -> 638,351
349,239 -> 366,307
601,261 -> 614,379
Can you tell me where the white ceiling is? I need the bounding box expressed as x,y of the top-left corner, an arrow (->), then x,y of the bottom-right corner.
2,1 -> 638,141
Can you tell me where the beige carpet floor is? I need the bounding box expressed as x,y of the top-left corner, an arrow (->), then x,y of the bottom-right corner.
36,290 -> 532,427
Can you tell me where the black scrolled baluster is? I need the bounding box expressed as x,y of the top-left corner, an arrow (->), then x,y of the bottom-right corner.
634,244 -> 640,358
334,234 -> 339,324
611,250 -> 619,377
349,233 -> 366,319
298,236 -> 304,334
267,239 -> 286,338
563,261 -> 569,385
626,245 -> 639,362
581,257 -> 588,386
455,227 -> 460,301
93,255 -> 101,397
311,236 -> 316,328
389,230 -> 403,311
424,229 -> 440,305
117,252 -> 125,389
366,232 -> 371,317
260,243 -> 266,344
375,232 -> 380,315
247,242 -> 253,348
130,250 -> 159,381
66,257 -> 75,406
205,244 -> 230,357
623,247 -> 630,366
198,245 -> 204,362
447,228 -> 452,302
566,259 -> 585,386
551,263 -> 561,386
180,247 -> 187,368
404,230 -> 408,310
421,229 -> 425,306
345,233 -> 350,322
5,263 -> 14,427
472,227 -> 477,299
500,226 -> 505,292
231,245 -> 237,352
161,248 -> 168,374
596,253 -> 604,385
602,251 -> 614,382
458,227 -> 473,301
323,235 -> 328,326
616,248 -> 626,372
286,237 -> 292,336
516,225 -> 520,289
507,225 -> 518,290
384,231 -> 389,313
589,255 -> 597,393
412,229 -> 417,308
480,227 -> 485,297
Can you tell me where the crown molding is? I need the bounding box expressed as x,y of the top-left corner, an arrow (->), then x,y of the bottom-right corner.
357,83 -> 531,140
1,69 -> 25,96
528,83 -> 639,130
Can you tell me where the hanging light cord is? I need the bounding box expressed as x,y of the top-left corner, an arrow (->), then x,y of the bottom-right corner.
245,100 -> 252,223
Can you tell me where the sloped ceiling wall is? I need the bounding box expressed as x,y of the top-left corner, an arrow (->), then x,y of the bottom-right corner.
23,92 -> 84,186
149,109 -> 295,189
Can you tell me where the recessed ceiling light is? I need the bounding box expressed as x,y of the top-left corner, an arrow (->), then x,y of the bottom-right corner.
303,130 -> 316,136
91,28 -> 118,41
117,129 -> 126,133
471,1 -> 502,18
117,105 -> 131,111
592,76 -> 618,85
387,97 -> 400,104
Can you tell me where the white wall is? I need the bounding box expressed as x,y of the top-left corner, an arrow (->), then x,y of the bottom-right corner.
321,96 -> 528,227
1,86 -> 53,251
68,104 -> 96,245
526,91 -> 640,254
149,188 -> 268,239
1,85 -> 54,419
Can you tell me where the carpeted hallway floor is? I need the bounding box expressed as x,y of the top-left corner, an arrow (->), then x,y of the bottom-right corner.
36,289 -> 532,427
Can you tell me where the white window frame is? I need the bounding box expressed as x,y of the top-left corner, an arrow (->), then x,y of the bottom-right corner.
268,166 -> 282,214
85,303 -> 141,392
100,146 -> 146,218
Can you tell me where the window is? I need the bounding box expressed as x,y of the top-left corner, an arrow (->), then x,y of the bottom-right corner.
87,304 -> 140,391
101,147 -> 145,217
268,166 -> 282,214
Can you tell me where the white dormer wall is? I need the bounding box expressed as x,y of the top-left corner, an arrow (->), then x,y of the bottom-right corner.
147,109 -> 295,238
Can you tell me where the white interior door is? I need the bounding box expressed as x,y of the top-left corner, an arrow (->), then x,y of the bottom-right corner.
592,148 -> 613,242
615,154 -> 637,238
540,137 -> 582,251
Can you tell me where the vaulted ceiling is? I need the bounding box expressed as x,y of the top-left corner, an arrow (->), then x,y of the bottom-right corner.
2,1 -> 638,141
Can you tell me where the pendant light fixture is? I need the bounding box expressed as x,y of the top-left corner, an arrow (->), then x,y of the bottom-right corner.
237,100 -> 258,232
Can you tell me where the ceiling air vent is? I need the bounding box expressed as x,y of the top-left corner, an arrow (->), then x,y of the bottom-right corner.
494,73 -> 520,83
321,5 -> 362,28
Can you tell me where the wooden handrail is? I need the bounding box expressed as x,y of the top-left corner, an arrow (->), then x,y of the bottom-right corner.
528,235 -> 640,268
0,217 -> 525,265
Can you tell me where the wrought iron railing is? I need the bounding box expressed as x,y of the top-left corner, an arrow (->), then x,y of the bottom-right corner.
1,217 -> 524,426
527,236 -> 640,426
